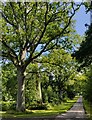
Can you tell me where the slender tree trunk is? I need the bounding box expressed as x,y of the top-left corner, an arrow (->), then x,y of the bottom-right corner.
36,74 -> 42,103
38,80 -> 42,103
16,68 -> 25,112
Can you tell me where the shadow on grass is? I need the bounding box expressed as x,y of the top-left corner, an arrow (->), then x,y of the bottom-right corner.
1,97 -> 79,119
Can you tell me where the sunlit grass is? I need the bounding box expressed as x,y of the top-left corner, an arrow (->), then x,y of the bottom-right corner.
0,96 -> 79,118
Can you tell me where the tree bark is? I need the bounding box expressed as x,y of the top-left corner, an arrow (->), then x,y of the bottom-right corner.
16,67 -> 25,112
38,80 -> 42,103
36,74 -> 42,103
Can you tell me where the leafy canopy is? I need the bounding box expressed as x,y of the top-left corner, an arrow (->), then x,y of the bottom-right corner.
73,24 -> 92,67
1,2 -> 81,69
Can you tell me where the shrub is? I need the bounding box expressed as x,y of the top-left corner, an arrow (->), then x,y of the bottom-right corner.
28,103 -> 48,110
2,101 -> 16,111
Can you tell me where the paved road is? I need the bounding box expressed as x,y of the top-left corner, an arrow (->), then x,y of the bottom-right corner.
55,96 -> 88,120
1,96 -> 89,120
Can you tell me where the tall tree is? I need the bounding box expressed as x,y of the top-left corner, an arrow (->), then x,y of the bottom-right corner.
40,48 -> 78,102
1,2 -> 81,111
72,2 -> 92,67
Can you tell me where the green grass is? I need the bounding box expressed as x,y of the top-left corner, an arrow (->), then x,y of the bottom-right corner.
0,96 -> 79,118
83,99 -> 92,120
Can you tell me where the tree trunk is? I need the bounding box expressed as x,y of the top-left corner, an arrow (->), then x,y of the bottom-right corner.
38,80 -> 42,103
36,75 -> 42,103
16,68 -> 25,112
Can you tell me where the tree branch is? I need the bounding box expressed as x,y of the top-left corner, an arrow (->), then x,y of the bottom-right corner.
1,51 -> 18,67
2,41 -> 19,64
20,3 -> 82,69
1,11 -> 17,28
45,2 -> 48,24
26,2 -> 38,16
31,3 -> 81,60
9,2 -> 18,26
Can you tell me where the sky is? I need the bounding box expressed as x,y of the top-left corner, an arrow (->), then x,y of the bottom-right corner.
74,5 -> 90,35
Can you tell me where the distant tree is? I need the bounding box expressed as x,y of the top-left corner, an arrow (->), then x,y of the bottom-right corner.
82,65 -> 92,103
72,3 -> 92,103
40,48 -> 78,102
72,1 -> 92,67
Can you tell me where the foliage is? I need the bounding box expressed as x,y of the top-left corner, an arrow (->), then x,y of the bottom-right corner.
2,101 -> 16,111
83,99 -> 92,120
2,63 -> 17,101
84,1 -> 92,13
38,48 -> 79,102
82,66 -> 92,103
72,20 -> 92,67
28,103 -> 48,110
66,85 -> 75,99
1,2 -> 80,65
72,5 -> 92,104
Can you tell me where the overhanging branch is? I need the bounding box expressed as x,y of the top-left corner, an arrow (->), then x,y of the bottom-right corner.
1,11 -> 17,28
2,41 -> 19,65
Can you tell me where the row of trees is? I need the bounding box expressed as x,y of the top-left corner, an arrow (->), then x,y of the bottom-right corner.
73,1 -> 92,103
2,48 -> 83,110
73,24 -> 92,103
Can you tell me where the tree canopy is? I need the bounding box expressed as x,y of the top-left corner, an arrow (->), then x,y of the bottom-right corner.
72,24 -> 92,67
1,2 -> 81,67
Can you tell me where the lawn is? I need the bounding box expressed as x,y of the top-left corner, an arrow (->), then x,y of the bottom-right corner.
0,96 -> 79,118
83,99 -> 92,120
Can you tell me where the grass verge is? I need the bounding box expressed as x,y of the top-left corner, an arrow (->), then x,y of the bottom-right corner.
0,96 -> 79,118
83,99 -> 92,120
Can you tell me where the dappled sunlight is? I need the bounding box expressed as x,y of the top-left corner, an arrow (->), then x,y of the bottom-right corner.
0,111 -> 6,114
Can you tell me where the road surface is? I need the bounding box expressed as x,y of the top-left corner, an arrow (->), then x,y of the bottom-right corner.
55,96 -> 88,120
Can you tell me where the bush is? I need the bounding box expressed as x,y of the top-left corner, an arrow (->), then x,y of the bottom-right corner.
28,103 -> 48,110
2,101 -> 16,111
66,85 -> 75,100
